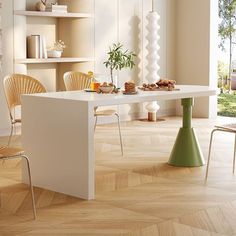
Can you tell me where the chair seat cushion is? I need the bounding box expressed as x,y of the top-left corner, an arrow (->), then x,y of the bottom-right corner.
215,123 -> 236,132
95,110 -> 117,116
0,147 -> 24,158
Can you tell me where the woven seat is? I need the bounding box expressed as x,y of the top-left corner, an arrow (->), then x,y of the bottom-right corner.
3,74 -> 46,146
205,123 -> 236,180
63,71 -> 123,155
0,147 -> 23,158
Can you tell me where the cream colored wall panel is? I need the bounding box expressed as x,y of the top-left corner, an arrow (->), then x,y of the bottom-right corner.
0,0 -> 14,131
59,0 -> 93,13
27,64 -> 57,92
94,0 -> 118,76
175,0 -> 217,118
118,0 -> 142,86
118,0 -> 143,118
59,19 -> 93,58
166,0 -> 176,80
94,0 -> 118,114
26,17 -> 57,48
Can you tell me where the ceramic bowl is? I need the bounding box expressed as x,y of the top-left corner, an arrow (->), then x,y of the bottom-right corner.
99,85 -> 114,93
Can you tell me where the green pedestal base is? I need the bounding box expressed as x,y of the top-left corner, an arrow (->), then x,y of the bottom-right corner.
168,128 -> 205,167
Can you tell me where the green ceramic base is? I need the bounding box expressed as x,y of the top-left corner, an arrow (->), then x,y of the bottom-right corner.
168,128 -> 205,167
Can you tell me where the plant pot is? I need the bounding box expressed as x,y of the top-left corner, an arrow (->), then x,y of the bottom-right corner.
47,50 -> 62,58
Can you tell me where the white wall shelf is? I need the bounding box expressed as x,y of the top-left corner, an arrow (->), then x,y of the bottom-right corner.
15,57 -> 94,64
14,10 -> 93,18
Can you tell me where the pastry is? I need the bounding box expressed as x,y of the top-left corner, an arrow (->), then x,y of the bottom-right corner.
124,81 -> 136,93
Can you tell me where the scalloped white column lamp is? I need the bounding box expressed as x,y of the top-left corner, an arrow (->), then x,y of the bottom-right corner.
145,3 -> 160,121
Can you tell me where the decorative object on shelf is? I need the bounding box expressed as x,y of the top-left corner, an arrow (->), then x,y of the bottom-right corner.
47,40 -> 66,58
46,3 -> 68,13
27,34 -> 47,59
35,0 -> 47,11
103,43 -> 136,85
145,0 -> 160,122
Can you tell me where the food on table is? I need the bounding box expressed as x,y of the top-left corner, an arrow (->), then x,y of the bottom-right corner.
97,82 -> 119,94
124,81 -> 136,93
156,79 -> 176,89
140,79 -> 176,91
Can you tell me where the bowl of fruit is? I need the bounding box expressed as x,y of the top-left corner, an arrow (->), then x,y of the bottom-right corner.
98,82 -> 115,93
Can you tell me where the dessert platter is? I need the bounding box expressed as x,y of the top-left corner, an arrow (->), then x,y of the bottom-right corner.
138,79 -> 179,91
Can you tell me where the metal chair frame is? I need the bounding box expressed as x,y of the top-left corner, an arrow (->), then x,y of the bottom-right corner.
63,71 -> 123,155
0,150 -> 36,219
205,127 -> 236,181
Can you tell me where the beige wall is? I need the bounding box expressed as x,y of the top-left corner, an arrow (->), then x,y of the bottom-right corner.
175,0 -> 218,118
0,0 -> 14,133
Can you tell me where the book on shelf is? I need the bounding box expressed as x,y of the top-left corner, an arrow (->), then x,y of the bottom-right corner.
46,5 -> 68,13
27,35 -> 47,59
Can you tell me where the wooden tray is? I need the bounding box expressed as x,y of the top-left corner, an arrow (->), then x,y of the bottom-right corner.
138,87 -> 180,92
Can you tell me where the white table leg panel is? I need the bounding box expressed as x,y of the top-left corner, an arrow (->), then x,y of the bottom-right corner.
22,96 -> 95,200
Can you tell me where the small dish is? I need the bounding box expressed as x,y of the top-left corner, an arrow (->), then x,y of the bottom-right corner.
99,86 -> 114,93
84,89 -> 96,92
122,91 -> 138,95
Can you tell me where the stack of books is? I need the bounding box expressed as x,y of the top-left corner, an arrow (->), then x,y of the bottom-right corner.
46,4 -> 68,13
27,35 -> 47,59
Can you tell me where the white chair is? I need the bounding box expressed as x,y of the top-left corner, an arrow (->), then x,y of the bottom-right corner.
63,71 -> 123,155
205,123 -> 236,180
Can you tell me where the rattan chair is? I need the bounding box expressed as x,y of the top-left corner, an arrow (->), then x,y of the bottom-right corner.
3,74 -> 46,146
0,146 -> 36,219
205,124 -> 236,180
63,71 -> 123,155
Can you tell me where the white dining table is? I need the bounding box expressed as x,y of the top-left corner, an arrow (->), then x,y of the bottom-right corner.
21,85 -> 216,200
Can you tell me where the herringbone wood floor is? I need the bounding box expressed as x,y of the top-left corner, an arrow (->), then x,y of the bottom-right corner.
1,117 -> 236,236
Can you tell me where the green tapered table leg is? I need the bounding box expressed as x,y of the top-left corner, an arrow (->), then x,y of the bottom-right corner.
168,98 -> 205,167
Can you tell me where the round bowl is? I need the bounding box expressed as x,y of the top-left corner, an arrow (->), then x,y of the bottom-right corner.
47,50 -> 62,58
99,85 -> 114,93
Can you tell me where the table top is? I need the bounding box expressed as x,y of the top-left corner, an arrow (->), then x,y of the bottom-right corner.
23,85 -> 216,106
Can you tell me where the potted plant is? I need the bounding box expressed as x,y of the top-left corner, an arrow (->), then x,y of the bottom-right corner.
103,43 -> 136,85
47,40 -> 66,58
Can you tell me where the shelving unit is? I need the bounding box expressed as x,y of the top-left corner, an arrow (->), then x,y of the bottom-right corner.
13,0 -> 95,91
14,10 -> 93,18
15,57 -> 94,64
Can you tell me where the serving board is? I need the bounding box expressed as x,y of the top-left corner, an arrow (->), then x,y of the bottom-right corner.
138,87 -> 180,92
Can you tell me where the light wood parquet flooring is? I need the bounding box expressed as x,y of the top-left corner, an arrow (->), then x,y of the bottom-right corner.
1,117 -> 236,235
